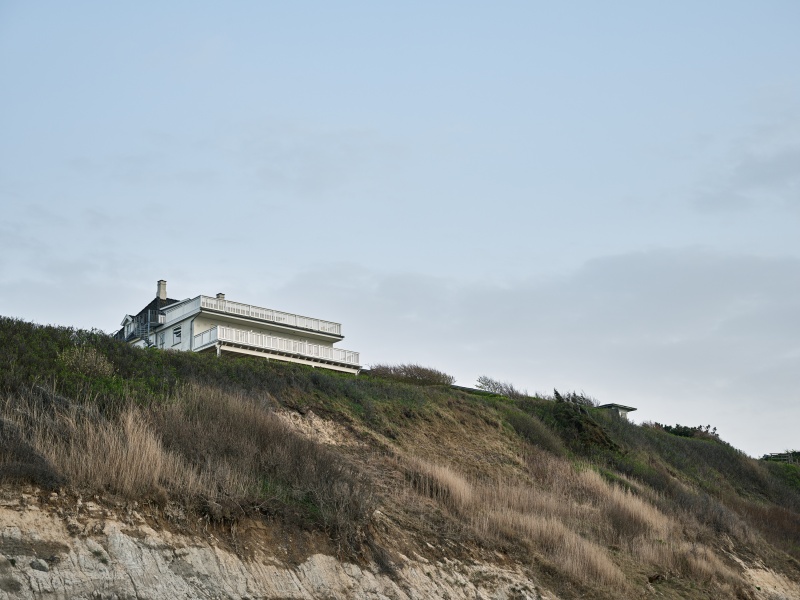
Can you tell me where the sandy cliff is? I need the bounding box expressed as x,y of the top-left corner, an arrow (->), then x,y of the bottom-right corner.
0,493 -> 547,600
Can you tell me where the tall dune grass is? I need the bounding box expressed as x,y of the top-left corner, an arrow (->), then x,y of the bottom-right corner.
0,383 -> 374,551
40,407 -> 212,498
399,448 -> 742,590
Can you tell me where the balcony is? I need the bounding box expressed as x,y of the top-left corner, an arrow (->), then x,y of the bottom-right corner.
193,325 -> 359,367
162,296 -> 342,336
146,310 -> 166,325
123,310 -> 165,339
200,296 -> 342,336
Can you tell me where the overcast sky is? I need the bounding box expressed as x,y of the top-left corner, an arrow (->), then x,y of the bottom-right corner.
1,2 -> 798,457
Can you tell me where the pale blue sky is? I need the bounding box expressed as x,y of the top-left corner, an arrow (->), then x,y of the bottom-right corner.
1,1 -> 799,456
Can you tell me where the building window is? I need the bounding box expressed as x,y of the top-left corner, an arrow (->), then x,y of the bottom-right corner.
173,326 -> 182,345
159,333 -> 165,349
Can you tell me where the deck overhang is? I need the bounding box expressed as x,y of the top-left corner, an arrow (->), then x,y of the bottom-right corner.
198,309 -> 343,343
193,324 -> 360,373
197,342 -> 360,374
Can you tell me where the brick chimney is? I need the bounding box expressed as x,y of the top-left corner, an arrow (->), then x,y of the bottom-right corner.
157,280 -> 167,300
216,292 -> 225,300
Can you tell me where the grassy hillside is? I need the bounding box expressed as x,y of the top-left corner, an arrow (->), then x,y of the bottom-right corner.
1,316 -> 799,599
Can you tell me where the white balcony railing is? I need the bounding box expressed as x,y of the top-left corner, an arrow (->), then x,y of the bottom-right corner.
161,297 -> 201,322
199,296 -> 342,336
161,295 -> 343,337
193,326 -> 218,350
192,325 -> 359,366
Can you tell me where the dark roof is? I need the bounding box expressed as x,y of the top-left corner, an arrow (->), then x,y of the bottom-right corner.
598,403 -> 637,412
113,296 -> 181,340
134,296 -> 180,318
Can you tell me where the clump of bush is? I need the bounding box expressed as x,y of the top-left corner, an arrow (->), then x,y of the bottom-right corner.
368,363 -> 455,386
475,375 -> 527,399
552,389 -> 597,407
651,423 -> 720,441
59,346 -> 116,378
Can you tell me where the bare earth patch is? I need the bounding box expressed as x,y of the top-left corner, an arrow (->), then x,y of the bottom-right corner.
745,565 -> 800,600
275,409 -> 360,447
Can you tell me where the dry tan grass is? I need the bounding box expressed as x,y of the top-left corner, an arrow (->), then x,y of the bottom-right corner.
403,455 -> 474,512
574,469 -> 672,542
485,509 -> 626,586
401,453 -> 625,587
1,384 -> 374,549
627,537 -> 740,584
398,449 -> 744,591
28,404 -> 213,498
480,480 -> 571,521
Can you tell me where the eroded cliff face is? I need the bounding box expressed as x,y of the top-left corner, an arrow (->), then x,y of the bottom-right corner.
0,493 -> 547,600
4,492 -> 800,600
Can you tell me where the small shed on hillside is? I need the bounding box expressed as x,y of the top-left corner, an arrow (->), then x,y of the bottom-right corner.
598,403 -> 637,420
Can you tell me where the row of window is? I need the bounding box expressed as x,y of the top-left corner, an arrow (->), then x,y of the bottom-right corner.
158,326 -> 182,349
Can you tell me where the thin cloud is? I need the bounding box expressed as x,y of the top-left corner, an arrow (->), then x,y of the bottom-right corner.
694,121 -> 800,213
272,250 -> 800,456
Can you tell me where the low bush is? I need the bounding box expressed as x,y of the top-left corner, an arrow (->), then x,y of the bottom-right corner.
475,375 -> 527,399
368,363 -> 455,386
522,399 -> 619,456
58,346 -> 116,378
552,388 -> 597,407
651,422 -> 720,441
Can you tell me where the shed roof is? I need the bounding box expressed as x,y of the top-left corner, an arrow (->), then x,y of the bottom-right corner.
597,403 -> 637,412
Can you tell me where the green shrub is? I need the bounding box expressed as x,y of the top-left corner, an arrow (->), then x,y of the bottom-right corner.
552,388 -> 597,407
368,363 -> 455,386
58,346 -> 115,378
649,422 -> 720,441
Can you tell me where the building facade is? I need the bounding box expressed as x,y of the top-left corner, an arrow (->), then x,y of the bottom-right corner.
115,280 -> 360,373
597,403 -> 637,420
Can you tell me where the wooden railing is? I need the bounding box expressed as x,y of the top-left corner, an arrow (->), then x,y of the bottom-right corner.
192,325 -> 359,366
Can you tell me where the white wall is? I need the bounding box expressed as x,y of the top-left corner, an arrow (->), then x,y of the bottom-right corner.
155,315 -> 195,352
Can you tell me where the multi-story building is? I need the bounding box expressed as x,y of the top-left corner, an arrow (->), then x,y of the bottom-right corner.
115,280 -> 360,373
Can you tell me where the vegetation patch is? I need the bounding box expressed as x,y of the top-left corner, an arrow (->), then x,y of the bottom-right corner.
0,317 -> 799,598
367,363 -> 456,386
